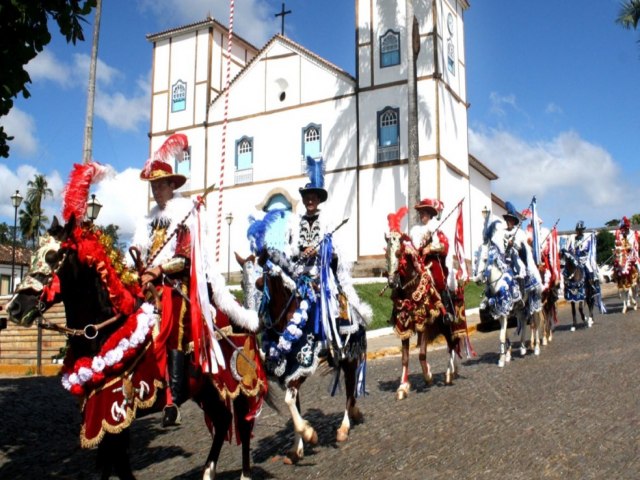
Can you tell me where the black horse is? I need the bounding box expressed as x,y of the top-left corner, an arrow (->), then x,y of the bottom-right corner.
6,216 -> 265,480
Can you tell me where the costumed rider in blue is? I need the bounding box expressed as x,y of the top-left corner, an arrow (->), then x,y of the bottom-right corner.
563,220 -> 605,318
262,157 -> 372,389
501,202 -> 542,315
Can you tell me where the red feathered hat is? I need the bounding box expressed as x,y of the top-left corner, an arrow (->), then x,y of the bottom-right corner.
620,216 -> 631,230
140,134 -> 188,188
414,198 -> 444,217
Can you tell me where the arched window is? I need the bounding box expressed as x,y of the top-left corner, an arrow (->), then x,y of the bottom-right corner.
264,193 -> 292,212
235,136 -> 254,184
377,107 -> 400,162
171,80 -> 187,112
302,123 -> 322,159
380,30 -> 400,68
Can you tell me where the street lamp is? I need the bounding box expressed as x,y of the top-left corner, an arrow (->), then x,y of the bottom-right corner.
10,190 -> 23,292
86,194 -> 103,222
481,205 -> 490,220
225,212 -> 234,282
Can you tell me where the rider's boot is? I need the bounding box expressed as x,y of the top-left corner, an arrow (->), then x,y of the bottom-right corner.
162,349 -> 186,427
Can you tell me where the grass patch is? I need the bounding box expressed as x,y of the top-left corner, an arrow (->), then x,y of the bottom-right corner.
230,281 -> 485,331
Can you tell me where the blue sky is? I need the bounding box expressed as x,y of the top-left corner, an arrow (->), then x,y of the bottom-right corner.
0,0 -> 638,238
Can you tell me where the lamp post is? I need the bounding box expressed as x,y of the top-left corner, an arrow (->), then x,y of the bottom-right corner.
10,190 -> 23,293
225,212 -> 234,282
86,194 -> 103,223
481,205 -> 490,221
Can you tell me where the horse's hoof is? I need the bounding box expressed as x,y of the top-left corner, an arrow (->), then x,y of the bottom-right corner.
534,345 -> 540,356
424,373 -> 433,386
570,326 -> 576,332
542,337 -> 548,346
445,371 -> 453,385
396,382 -> 410,400
498,355 -> 506,368
336,425 -> 349,442
283,451 -> 302,465
505,351 -> 511,363
587,318 -> 594,328
240,474 -> 252,480
520,346 -> 527,357
203,461 -> 215,480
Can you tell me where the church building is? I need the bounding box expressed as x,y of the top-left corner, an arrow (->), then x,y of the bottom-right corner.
145,0 -> 501,275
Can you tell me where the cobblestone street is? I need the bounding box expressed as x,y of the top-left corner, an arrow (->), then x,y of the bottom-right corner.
2,288 -> 639,479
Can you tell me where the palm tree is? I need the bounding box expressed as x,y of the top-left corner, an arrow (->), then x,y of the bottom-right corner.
19,200 -> 48,247
25,174 -> 53,245
617,1 -> 640,50
617,1 -> 640,29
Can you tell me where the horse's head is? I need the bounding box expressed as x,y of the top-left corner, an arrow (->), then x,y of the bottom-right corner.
473,241 -> 511,294
384,231 -> 421,291
5,229 -> 63,327
560,248 -> 583,282
235,251 -> 263,311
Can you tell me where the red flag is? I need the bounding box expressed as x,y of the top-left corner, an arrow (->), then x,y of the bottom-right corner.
454,202 -> 468,281
549,227 -> 560,286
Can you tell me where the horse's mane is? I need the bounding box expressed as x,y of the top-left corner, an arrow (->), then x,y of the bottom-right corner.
59,223 -> 142,316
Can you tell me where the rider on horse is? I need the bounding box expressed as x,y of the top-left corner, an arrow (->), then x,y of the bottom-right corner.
613,216 -> 639,290
565,221 -> 601,301
133,134 -> 265,428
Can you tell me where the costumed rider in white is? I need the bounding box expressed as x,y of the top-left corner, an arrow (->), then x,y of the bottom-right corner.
289,157 -> 371,370
565,220 -> 604,316
501,202 -> 542,314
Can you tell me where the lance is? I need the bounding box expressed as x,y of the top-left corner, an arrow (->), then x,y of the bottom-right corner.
142,182 -> 217,270
432,197 -> 465,232
161,275 -> 257,370
539,218 -> 560,248
296,217 -> 350,261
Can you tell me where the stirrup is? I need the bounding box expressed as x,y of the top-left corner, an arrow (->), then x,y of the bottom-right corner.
162,404 -> 181,427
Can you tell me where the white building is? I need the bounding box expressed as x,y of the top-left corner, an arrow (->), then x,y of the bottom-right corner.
146,0 -> 502,275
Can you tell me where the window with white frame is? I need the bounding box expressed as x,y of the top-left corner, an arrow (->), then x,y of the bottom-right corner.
171,80 -> 187,112
377,107 -> 400,162
302,123 -> 322,161
380,30 -> 400,68
235,136 -> 254,184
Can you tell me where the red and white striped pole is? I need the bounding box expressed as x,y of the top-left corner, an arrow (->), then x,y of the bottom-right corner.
216,0 -> 235,263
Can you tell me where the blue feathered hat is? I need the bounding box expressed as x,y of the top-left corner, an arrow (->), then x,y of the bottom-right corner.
503,201 -> 524,226
299,156 -> 327,203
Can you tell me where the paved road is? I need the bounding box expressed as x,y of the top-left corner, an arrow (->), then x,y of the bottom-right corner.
1,289 -> 639,479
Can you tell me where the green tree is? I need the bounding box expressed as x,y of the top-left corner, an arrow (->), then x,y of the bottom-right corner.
19,200 -> 48,247
605,219 -> 620,228
617,1 -> 640,30
26,174 -> 54,243
631,213 -> 640,226
596,229 -> 615,265
0,222 -> 12,245
0,0 -> 97,158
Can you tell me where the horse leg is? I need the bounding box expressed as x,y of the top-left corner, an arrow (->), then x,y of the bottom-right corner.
517,312 -> 527,357
200,382 -> 233,480
396,338 -> 411,400
498,316 -> 509,368
578,301 -> 587,326
97,432 -> 135,480
570,303 -> 577,331
336,359 -> 362,442
283,384 -> 317,464
622,288 -> 628,314
532,311 -> 541,356
235,395 -> 255,480
417,331 -> 433,387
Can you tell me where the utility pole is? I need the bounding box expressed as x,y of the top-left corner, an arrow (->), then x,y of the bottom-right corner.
82,0 -> 102,164
406,0 -> 421,229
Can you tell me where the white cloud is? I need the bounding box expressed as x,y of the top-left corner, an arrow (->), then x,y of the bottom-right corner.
469,127 -> 631,229
72,53 -> 123,87
95,84 -> 150,132
545,102 -> 563,115
26,50 -> 72,86
489,92 -> 517,117
0,108 -> 39,156
93,168 -> 148,240
139,0 -> 274,47
0,164 -> 64,222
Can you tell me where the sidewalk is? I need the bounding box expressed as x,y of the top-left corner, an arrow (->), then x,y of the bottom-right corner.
365,281 -> 620,361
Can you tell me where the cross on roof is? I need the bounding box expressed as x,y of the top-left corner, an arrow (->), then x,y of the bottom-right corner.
274,2 -> 292,36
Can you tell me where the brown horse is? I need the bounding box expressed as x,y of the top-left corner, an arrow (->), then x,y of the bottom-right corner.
5,216 -> 266,480
384,229 -> 464,399
236,249 -> 368,464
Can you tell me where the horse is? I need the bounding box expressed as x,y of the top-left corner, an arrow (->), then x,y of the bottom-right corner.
472,226 -> 543,367
384,229 -> 464,398
561,249 -> 597,330
613,244 -> 638,314
5,216 -> 266,480
236,245 -> 369,464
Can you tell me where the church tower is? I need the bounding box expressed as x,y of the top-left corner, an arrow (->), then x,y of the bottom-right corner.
355,0 -> 470,227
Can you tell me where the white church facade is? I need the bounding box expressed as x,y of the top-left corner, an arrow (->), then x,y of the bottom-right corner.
146,0 -> 502,275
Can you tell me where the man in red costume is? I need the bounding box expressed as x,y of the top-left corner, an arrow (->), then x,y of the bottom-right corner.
133,156 -> 194,428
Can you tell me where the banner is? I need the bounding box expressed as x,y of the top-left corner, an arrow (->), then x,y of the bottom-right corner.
454,202 -> 468,281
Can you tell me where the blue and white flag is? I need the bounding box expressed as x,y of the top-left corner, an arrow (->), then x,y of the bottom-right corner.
530,196 -> 541,264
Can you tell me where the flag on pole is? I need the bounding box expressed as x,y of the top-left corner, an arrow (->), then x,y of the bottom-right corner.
454,201 -> 468,281
549,226 -> 560,286
530,196 -> 541,264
